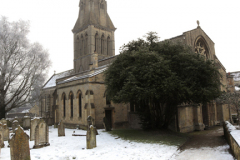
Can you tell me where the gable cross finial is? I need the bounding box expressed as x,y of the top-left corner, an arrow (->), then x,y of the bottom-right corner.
197,20 -> 200,27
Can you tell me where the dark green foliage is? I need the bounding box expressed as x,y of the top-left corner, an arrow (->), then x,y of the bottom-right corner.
105,32 -> 222,130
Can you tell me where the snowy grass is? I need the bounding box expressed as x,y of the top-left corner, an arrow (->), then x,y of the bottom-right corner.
0,126 -> 179,160
109,129 -> 189,146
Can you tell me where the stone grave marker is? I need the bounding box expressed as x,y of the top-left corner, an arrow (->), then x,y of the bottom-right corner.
58,120 -> 65,137
30,118 -> 40,141
0,118 -> 7,125
12,120 -> 19,133
33,119 -> 50,149
103,117 -> 111,131
23,116 -> 31,130
0,123 -> 4,148
87,116 -> 98,135
86,125 -> 97,149
9,126 -> 31,160
3,124 -> 9,141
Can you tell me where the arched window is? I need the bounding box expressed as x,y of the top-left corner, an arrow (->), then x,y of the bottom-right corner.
95,33 -> 99,53
81,35 -> 84,56
107,36 -> 111,55
101,35 -> 104,54
79,93 -> 82,117
194,36 -> 209,60
70,92 -> 74,118
85,34 -> 88,55
62,93 -> 66,117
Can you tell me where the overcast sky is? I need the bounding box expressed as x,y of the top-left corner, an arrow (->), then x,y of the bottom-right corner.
1,0 -> 240,80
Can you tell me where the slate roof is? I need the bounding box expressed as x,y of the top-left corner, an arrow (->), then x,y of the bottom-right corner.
43,70 -> 73,89
58,65 -> 108,85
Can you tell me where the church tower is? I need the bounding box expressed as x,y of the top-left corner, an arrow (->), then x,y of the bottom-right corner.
72,0 -> 116,73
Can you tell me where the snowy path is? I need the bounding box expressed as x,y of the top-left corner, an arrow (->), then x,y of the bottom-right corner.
172,127 -> 235,160
1,127 -> 178,160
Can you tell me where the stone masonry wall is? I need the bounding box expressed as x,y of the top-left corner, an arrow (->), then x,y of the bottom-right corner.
223,121 -> 240,160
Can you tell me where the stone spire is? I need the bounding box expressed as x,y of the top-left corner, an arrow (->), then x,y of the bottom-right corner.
72,0 -> 116,33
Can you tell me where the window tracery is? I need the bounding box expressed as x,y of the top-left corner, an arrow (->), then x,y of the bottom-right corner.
194,37 -> 209,60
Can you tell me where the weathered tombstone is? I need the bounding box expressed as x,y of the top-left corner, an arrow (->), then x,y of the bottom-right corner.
58,120 -> 65,137
0,123 -> 4,148
30,118 -> 40,141
12,120 -> 19,133
86,125 -> 97,149
87,116 -> 94,128
23,116 -> 31,130
87,116 -> 98,135
0,118 -> 7,125
103,117 -> 111,131
9,126 -> 31,160
3,124 -> 9,141
33,119 -> 50,148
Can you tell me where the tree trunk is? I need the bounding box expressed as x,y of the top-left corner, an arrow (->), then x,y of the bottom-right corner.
237,110 -> 240,126
0,93 -> 6,119
0,106 -> 6,119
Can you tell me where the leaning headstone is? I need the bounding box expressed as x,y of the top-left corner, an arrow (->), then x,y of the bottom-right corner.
0,123 -> 4,148
33,119 -> 50,149
3,124 -> 9,141
9,126 -> 31,160
103,117 -> 111,131
12,120 -> 19,133
30,118 -> 40,141
23,116 -> 31,130
58,120 -> 65,137
86,125 -> 97,149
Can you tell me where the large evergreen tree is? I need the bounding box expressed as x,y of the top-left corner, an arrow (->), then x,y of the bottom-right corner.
105,32 -> 222,129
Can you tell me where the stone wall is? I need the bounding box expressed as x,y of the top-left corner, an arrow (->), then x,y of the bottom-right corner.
223,121 -> 240,159
57,72 -> 129,130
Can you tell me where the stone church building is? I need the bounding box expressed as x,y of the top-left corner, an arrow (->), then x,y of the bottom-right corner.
40,0 -> 233,132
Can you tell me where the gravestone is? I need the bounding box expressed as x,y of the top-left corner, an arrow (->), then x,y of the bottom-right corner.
0,123 -> 4,148
86,125 -> 97,149
12,120 -> 19,133
103,117 -> 111,131
3,124 -> 9,141
23,116 -> 31,130
9,126 -> 31,160
58,120 -> 65,137
30,118 -> 40,141
0,118 -> 7,125
33,119 -> 50,149
87,116 -> 98,135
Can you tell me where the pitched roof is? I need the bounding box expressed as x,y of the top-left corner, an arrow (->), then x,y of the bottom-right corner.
58,65 -> 108,85
43,70 -> 73,89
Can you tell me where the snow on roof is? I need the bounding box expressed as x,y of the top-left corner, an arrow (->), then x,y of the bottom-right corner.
21,109 -> 30,113
43,70 -> 73,89
235,86 -> 240,91
58,65 -> 108,85
231,72 -> 240,81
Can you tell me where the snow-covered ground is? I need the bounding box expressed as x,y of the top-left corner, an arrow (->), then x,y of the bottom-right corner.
0,127 -> 178,160
172,145 -> 234,160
